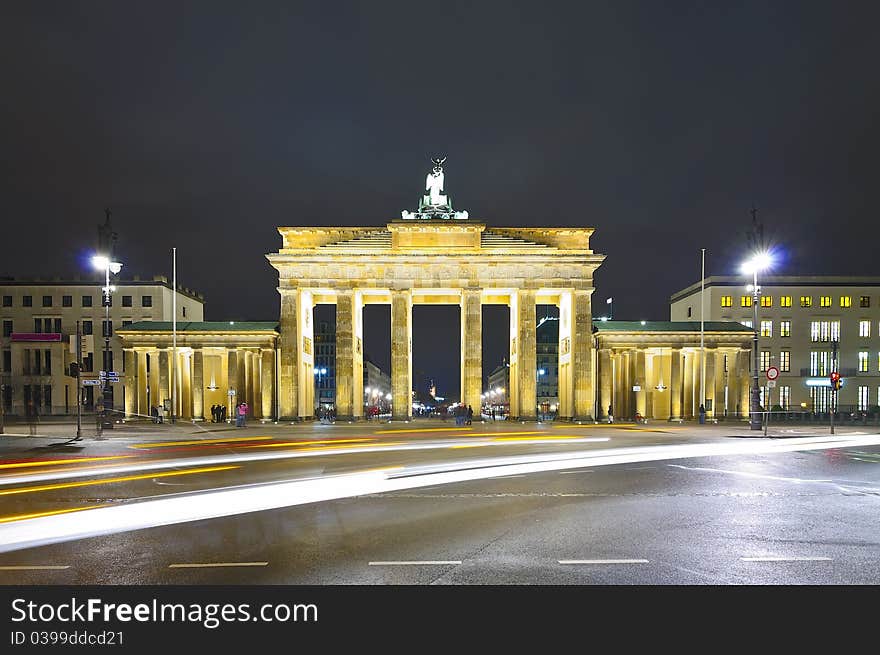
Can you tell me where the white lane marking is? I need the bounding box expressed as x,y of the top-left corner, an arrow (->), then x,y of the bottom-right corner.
558,470 -> 594,475
368,561 -> 461,566
168,562 -> 268,568
668,464 -> 832,483
559,559 -> 649,565
0,565 -> 70,570
740,557 -> 832,562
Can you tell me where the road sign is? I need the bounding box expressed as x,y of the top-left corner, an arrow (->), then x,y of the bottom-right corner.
632,385 -> 641,391
228,389 -> 236,397
767,380 -> 776,388
107,372 -> 119,380
82,379 -> 102,386
766,366 -> 779,381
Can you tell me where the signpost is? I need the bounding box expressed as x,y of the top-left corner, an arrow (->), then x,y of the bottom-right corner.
764,367 -> 779,437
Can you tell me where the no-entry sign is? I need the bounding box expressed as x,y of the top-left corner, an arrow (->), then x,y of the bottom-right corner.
766,366 -> 779,381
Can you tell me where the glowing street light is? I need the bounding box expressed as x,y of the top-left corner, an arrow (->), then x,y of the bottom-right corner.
741,251 -> 773,431
92,254 -> 123,434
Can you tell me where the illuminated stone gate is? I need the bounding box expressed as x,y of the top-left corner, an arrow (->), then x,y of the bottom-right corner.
267,161 -> 606,421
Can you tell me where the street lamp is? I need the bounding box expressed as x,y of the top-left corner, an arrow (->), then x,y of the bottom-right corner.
92,254 -> 122,434
741,252 -> 772,431
537,368 -> 546,420
606,297 -> 613,320
314,367 -> 327,408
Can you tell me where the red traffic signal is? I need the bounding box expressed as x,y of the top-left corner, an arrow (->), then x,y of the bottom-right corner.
830,371 -> 842,390
830,371 -> 840,382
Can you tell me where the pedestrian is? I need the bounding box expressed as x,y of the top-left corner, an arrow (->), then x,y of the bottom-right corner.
151,405 -> 159,424
467,404 -> 473,426
26,400 -> 38,436
210,404 -> 217,423
607,404 -> 614,424
156,404 -> 164,424
221,405 -> 227,423
238,401 -> 248,427
699,404 -> 706,425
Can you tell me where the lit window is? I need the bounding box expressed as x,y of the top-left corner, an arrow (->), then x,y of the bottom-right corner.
820,296 -> 831,307
810,351 -> 819,376
720,296 -> 732,307
780,296 -> 792,308
840,296 -> 852,308
779,351 -> 790,372
800,296 -> 812,308
760,320 -> 772,337
819,351 -> 829,376
860,321 -> 871,338
760,350 -> 771,371
810,321 -> 820,342
830,321 -> 840,342
779,386 -> 791,410
723,354 -> 728,373
860,296 -> 870,308
859,351 -> 869,372
741,296 -> 752,307
780,320 -> 791,337
820,321 -> 830,342
741,319 -> 753,328
760,296 -> 772,308
858,386 -> 869,412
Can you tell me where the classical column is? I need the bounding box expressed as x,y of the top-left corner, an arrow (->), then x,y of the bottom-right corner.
508,293 -> 520,419
261,348 -> 275,420
297,291 -> 314,420
645,352 -> 655,419
336,289 -> 363,421
598,348 -> 612,420
227,349 -> 238,421
123,349 -> 136,418
278,289 -> 299,421
557,291 -> 573,419
391,289 -> 413,420
670,347 -> 682,420
516,289 -> 537,420
682,351 -> 694,418
148,352 -> 159,415
136,350 -> 148,417
738,349 -> 751,419
572,290 -> 594,421
158,350 -> 170,412
179,352 -> 192,419
192,349 -> 204,420
635,349 -> 647,417
460,288 -> 482,413
250,351 -> 262,419
705,348 -> 716,417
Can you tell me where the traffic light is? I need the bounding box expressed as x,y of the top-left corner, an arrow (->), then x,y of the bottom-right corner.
67,362 -> 80,378
830,371 -> 841,391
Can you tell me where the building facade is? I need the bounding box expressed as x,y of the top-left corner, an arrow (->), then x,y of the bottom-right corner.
671,276 -> 880,413
1,276 -> 203,416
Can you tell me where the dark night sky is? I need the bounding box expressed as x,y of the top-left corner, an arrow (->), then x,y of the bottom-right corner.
3,2 -> 879,397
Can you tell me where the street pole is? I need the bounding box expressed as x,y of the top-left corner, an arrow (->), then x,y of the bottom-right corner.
171,247 -> 177,424
700,248 -> 705,418
99,264 -> 111,439
750,268 -> 762,430
76,320 -> 82,440
830,339 -> 838,435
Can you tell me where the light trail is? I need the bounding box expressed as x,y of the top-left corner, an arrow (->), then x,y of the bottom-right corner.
0,465 -> 238,497
131,436 -> 272,449
0,456 -> 132,470
1,434 -> 880,553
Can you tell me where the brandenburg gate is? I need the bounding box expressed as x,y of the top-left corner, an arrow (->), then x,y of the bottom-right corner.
267,160 -> 605,421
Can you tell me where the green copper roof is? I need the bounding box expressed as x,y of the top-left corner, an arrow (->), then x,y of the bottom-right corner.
118,321 -> 279,332
593,320 -> 751,332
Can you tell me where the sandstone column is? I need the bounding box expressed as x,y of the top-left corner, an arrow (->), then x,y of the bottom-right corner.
705,348 -> 716,417
670,347 -> 682,420
261,348 -> 275,420
136,350 -> 148,417
279,289 -> 299,420
557,291 -> 573,419
739,349 -> 751,419
158,350 -> 170,413
460,288 -> 482,414
227,349 -> 238,421
635,349 -> 647,417
598,348 -> 612,420
297,291 -> 314,420
250,351 -> 262,420
335,290 -> 364,421
572,290 -> 594,421
516,289 -> 537,420
148,352 -> 159,415
508,293 -> 520,418
123,349 -> 136,418
682,350 -> 694,418
192,349 -> 204,420
391,289 -> 412,421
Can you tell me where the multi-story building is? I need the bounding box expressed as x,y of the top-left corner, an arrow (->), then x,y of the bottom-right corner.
0,275 -> 203,416
536,315 -> 559,414
314,319 -> 336,409
671,276 -> 880,414
363,358 -> 392,413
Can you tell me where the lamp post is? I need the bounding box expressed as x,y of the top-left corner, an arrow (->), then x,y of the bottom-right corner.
537,368 -> 546,420
92,255 -> 122,435
314,367 -> 327,410
606,297 -> 613,320
741,253 -> 771,431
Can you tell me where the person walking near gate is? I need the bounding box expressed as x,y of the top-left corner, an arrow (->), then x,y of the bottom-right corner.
466,405 -> 473,425
237,401 -> 249,427
607,404 -> 614,424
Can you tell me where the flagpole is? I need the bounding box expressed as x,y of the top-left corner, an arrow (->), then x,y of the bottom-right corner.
700,248 -> 706,417
172,247 -> 177,424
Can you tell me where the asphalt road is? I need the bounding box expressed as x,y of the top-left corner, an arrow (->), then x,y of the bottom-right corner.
1,419 -> 878,584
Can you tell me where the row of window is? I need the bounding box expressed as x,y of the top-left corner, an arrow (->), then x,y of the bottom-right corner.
753,349 -> 880,374
732,319 -> 880,340
751,386 -> 880,411
721,295 -> 872,308
1,294 -> 153,308
2,319 -> 137,337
